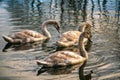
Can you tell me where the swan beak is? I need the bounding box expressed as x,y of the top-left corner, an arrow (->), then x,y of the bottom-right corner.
55,23 -> 61,33
55,24 -> 61,37
88,38 -> 92,43
58,31 -> 62,37
57,26 -> 60,33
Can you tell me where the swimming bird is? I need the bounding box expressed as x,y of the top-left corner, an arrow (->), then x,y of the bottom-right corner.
56,22 -> 91,47
2,20 -> 60,44
36,32 -> 90,69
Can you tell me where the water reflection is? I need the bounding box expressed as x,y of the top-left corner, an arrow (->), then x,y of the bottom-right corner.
79,62 -> 93,80
37,62 -> 93,80
37,64 -> 81,75
2,41 -> 43,52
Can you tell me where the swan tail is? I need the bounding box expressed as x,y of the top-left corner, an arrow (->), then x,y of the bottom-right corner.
56,41 -> 66,47
2,35 -> 14,43
36,60 -> 53,67
57,41 -> 73,47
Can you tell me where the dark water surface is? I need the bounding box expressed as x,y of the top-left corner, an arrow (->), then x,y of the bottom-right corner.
0,0 -> 120,80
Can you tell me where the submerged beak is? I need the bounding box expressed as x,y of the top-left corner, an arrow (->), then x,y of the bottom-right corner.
58,30 -> 62,37
57,29 -> 60,33
58,25 -> 62,37
56,25 -> 61,33
55,24 -> 61,37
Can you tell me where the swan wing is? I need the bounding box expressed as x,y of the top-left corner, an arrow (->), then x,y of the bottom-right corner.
21,30 -> 45,38
40,51 -> 85,67
6,30 -> 47,43
62,31 -> 81,41
57,31 -> 82,47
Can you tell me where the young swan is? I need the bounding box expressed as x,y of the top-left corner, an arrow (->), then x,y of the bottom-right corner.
56,22 -> 91,47
2,20 -> 60,44
36,32 -> 90,67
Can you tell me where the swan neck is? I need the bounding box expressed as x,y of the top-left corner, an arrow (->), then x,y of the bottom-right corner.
42,25 -> 51,39
78,35 -> 88,59
79,25 -> 86,32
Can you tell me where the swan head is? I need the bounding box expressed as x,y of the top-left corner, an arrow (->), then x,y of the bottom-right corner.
82,32 -> 91,39
42,20 -> 61,33
79,31 -> 91,43
78,22 -> 92,32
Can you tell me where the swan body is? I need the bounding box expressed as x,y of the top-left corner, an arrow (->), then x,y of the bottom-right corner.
56,22 -> 91,47
37,51 -> 86,67
36,32 -> 90,67
2,20 -> 60,44
56,31 -> 88,47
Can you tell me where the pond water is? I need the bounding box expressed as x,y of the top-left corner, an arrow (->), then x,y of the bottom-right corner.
0,0 -> 120,80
